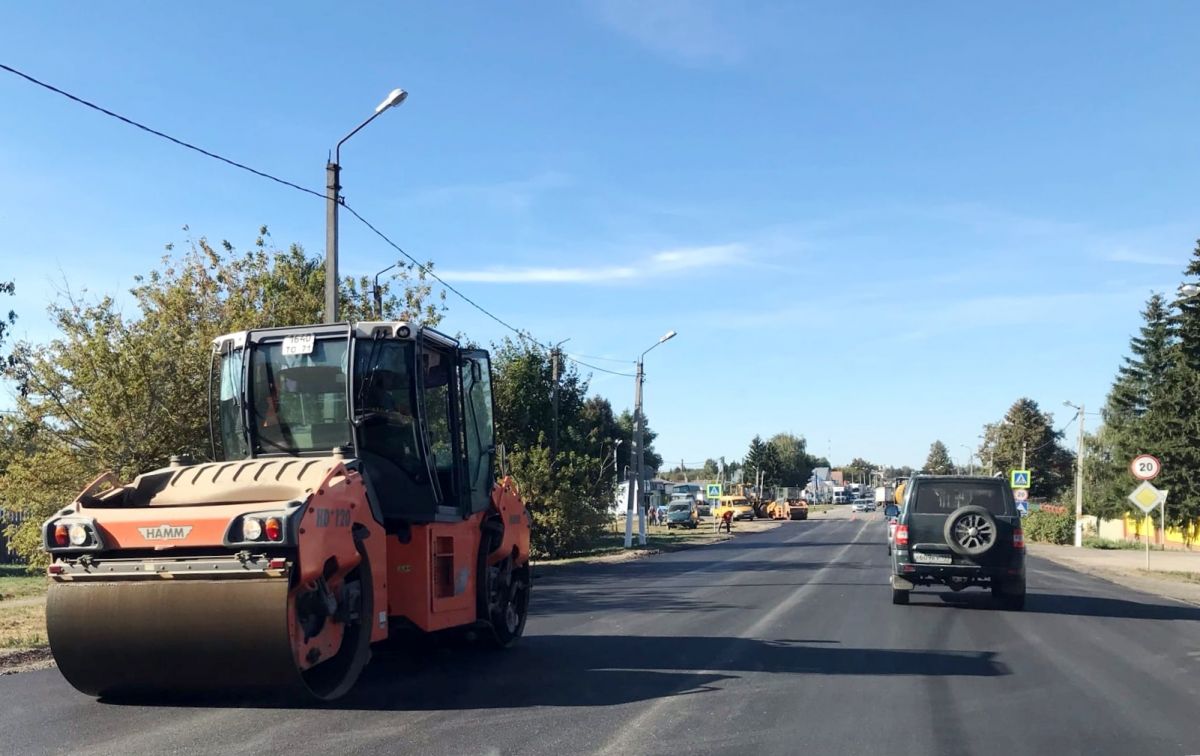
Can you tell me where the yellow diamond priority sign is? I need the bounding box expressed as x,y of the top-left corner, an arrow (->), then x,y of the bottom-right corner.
1127,481 -> 1167,514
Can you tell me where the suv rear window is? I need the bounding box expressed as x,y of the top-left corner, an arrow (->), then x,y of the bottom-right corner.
912,482 -> 1009,515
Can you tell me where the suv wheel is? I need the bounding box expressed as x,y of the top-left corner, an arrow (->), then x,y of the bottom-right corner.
944,506 -> 999,557
891,588 -> 910,605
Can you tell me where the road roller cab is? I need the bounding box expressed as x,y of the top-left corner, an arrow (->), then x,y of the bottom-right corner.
42,321 -> 531,701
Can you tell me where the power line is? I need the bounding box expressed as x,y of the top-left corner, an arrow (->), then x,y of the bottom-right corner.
0,61 -> 554,352
0,62 -> 325,200
566,352 -> 635,365
563,355 -> 636,377
339,202 -> 546,349
2,62 -> 648,382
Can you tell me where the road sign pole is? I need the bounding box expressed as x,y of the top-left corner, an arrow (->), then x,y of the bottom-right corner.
1145,515 -> 1150,570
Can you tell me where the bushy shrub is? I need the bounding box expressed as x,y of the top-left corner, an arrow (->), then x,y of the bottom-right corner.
506,442 -> 613,559
1082,536 -> 1142,550
1023,510 -> 1074,544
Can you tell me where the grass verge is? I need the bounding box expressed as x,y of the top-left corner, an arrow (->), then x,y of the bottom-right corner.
0,564 -> 48,653
1132,568 -> 1200,584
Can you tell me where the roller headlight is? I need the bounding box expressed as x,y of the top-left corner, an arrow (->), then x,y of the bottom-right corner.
241,517 -> 263,541
68,523 -> 89,546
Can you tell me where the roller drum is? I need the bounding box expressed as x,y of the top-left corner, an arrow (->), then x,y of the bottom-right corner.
46,578 -> 302,697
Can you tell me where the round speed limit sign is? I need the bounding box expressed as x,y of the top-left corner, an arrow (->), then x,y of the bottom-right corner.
1131,454 -> 1161,481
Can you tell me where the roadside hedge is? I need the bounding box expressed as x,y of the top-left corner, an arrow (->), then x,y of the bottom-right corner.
1023,510 -> 1073,544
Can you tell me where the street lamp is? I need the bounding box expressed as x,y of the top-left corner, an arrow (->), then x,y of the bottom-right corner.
1180,284 -> 1200,299
325,88 -> 409,323
1064,400 -> 1086,547
371,263 -> 398,318
959,445 -> 974,476
625,330 -> 677,548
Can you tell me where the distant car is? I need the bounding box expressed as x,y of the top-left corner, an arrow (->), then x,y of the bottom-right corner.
890,475 -> 1025,609
695,503 -> 712,519
713,496 -> 755,521
666,502 -> 699,529
851,498 -> 876,512
884,503 -> 901,554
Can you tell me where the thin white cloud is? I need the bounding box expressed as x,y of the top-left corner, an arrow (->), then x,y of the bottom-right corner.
408,171 -> 571,213
1105,248 -> 1180,266
439,243 -> 744,284
588,0 -> 742,65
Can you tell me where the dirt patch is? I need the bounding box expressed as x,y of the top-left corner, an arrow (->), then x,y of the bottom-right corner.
0,647 -> 54,675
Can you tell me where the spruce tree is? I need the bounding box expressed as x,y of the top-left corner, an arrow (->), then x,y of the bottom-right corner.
924,440 -> 954,475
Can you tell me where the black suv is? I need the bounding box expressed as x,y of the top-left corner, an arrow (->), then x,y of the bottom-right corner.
890,475 -> 1025,609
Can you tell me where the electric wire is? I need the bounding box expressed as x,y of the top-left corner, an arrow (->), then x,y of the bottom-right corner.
562,356 -> 636,377
0,62 -> 618,367
0,62 -> 325,200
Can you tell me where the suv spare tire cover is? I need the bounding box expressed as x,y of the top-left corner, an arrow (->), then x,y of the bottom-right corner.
943,505 -> 998,557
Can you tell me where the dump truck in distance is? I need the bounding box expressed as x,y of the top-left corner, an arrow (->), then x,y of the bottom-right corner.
42,321 -> 531,701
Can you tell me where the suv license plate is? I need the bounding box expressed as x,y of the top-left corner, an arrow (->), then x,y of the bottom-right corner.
913,552 -> 952,565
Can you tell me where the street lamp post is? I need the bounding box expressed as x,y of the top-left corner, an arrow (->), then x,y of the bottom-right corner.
1064,400 -> 1086,547
372,263 -> 398,317
959,445 -> 974,476
325,88 -> 408,323
625,330 -> 677,548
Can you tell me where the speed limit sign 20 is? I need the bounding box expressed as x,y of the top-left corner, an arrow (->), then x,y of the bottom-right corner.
1131,454 -> 1161,481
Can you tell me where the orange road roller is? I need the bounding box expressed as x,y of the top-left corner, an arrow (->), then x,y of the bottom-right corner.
42,321 -> 531,700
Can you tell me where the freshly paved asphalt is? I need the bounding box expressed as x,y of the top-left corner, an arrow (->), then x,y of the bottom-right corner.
3,515 -> 1200,756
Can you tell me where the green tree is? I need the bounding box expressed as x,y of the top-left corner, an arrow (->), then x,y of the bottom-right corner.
842,456 -> 876,483
768,433 -> 814,486
0,279 -> 14,354
0,228 -> 442,564
1149,242 -> 1200,540
504,440 -> 612,558
491,337 -> 588,456
924,441 -> 954,475
1090,293 -> 1178,521
744,435 -> 767,482
616,410 -> 662,474
978,398 -> 1074,499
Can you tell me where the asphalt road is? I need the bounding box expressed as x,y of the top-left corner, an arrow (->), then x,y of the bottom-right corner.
3,516 -> 1200,756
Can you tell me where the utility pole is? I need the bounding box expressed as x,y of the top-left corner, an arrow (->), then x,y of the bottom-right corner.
551,347 -> 559,459
624,331 -> 676,548
634,357 -> 647,546
325,158 -> 340,322
550,339 -> 569,466
1021,442 -> 1027,471
1070,403 -> 1089,552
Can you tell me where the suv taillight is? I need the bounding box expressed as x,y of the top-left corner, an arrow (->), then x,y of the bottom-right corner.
894,524 -> 909,547
1013,528 -> 1025,550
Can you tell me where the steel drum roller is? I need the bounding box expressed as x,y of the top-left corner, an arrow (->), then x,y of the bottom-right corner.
46,578 -> 302,697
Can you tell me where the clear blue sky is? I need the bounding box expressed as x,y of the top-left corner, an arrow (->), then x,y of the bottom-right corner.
2,1 -> 1198,470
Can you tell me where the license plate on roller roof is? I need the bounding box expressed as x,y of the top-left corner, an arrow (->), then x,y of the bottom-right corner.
913,552 -> 952,565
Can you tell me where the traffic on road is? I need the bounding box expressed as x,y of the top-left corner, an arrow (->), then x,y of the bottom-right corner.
5,5 -> 1200,756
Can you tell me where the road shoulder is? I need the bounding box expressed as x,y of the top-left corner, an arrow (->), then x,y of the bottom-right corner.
1028,543 -> 1200,606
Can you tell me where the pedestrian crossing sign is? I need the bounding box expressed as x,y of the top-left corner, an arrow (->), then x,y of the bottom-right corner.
1010,470 -> 1031,489
706,483 -> 722,499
